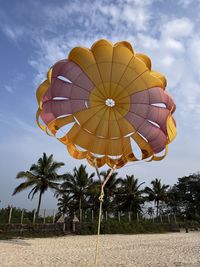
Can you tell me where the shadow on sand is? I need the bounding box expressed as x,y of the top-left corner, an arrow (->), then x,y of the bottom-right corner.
0,239 -> 31,246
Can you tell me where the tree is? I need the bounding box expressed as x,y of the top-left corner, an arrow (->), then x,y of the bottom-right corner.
145,178 -> 169,217
168,173 -> 200,220
99,169 -> 121,216
61,165 -> 95,213
12,153 -> 65,215
0,206 -> 33,224
165,185 -> 180,215
57,193 -> 73,216
87,179 -> 101,212
118,175 -> 145,215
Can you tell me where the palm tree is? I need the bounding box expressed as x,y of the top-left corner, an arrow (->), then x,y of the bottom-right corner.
145,178 -> 169,217
57,193 -> 73,216
61,165 -> 95,213
12,153 -> 65,215
118,175 -> 145,215
87,179 -> 101,212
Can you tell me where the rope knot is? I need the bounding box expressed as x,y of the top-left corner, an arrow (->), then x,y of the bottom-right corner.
99,191 -> 104,202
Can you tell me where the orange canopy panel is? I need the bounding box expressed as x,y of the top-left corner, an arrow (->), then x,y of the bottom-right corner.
36,39 -> 176,168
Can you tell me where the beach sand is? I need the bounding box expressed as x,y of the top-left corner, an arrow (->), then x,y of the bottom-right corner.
0,232 -> 200,266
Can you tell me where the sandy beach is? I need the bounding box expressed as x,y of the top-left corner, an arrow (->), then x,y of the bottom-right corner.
0,232 -> 200,266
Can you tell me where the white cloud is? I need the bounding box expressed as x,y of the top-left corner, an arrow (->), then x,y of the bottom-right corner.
189,36 -> 200,70
123,5 -> 151,30
2,25 -> 25,41
28,0 -> 154,85
29,37 -> 68,85
160,17 -> 194,40
5,85 -> 14,93
104,0 -> 153,31
3,73 -> 25,94
164,38 -> 184,53
178,0 -> 198,8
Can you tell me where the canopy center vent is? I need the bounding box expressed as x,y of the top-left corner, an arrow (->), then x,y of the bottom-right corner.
105,98 -> 115,107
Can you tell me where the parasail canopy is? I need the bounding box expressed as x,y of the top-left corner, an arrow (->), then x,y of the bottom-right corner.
36,39 -> 176,168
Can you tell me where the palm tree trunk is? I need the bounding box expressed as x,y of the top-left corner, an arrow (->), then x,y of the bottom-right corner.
156,200 -> 159,217
79,196 -> 82,211
79,197 -> 82,222
130,202 -> 133,214
36,191 -> 43,216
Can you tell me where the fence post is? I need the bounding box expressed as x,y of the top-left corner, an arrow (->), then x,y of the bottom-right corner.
33,209 -> 36,224
43,209 -> 46,224
152,214 -> 154,224
128,212 -> 131,223
72,215 -> 79,233
160,214 -> 163,223
174,213 -> 177,223
63,222 -> 66,233
21,209 -> 24,225
8,207 -> 13,224
85,210 -> 87,221
79,209 -> 82,222
167,214 -> 170,223
91,210 -> 94,223
105,211 -> 108,221
52,209 -> 55,224
118,211 -> 121,223
137,212 -> 139,223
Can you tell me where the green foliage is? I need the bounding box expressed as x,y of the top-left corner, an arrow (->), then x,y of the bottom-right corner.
99,170 -> 121,214
57,194 -> 74,216
13,153 -> 65,215
0,207 -> 33,224
79,220 -> 171,235
11,153 -> 200,231
59,164 -> 95,212
145,178 -> 169,216
117,175 -> 145,214
166,173 -> 200,221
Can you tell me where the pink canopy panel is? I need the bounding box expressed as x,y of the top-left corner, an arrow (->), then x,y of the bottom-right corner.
41,60 -> 94,125
125,87 -> 176,153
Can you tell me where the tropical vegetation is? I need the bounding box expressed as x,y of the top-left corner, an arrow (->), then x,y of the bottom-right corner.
12,153 -> 65,215
8,153 -> 200,225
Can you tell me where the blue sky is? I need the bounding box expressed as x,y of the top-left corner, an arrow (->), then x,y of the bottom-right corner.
0,0 -> 199,211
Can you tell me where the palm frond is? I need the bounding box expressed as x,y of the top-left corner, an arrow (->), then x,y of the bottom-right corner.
28,186 -> 38,199
12,180 -> 37,195
30,187 -> 40,200
16,171 -> 37,180
30,164 -> 41,175
48,162 -> 65,173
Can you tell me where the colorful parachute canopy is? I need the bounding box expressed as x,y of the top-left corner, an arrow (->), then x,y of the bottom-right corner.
36,39 -> 176,169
